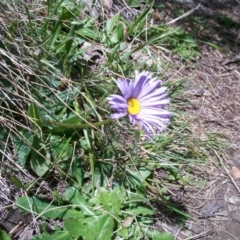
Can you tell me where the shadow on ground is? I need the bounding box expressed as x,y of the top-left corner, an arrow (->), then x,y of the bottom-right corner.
156,0 -> 240,53
152,1 -> 240,239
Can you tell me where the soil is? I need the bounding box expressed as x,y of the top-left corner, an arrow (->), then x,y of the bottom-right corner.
158,1 -> 240,239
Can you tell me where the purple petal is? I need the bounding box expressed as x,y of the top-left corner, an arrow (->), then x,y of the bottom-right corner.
139,87 -> 167,102
140,117 -> 169,134
140,98 -> 170,108
137,80 -> 162,99
132,72 -> 150,98
110,112 -> 127,119
139,109 -> 172,118
140,120 -> 156,139
107,94 -> 128,110
107,94 -> 126,103
116,79 -> 133,99
142,124 -> 151,140
109,103 -> 128,109
129,115 -> 137,126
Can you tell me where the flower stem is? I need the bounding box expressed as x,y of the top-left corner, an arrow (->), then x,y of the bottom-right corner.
43,119 -> 112,129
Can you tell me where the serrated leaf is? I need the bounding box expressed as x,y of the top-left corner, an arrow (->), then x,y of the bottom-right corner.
98,189 -> 121,215
16,196 -> 83,219
64,218 -> 85,238
118,228 -> 129,239
64,187 -> 96,216
65,214 -> 114,240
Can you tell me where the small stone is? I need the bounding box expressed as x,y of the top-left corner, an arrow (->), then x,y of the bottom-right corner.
228,196 -> 240,205
187,87 -> 204,97
228,204 -> 237,212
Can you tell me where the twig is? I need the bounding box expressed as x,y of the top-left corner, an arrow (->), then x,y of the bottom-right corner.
166,4 -> 201,25
214,150 -> 240,194
185,229 -> 214,240
222,54 -> 240,65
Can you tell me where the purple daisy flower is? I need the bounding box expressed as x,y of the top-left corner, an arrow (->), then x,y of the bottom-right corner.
106,71 -> 172,139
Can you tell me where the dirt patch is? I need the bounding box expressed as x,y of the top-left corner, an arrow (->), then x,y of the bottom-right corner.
184,45 -> 240,240
161,1 -> 240,239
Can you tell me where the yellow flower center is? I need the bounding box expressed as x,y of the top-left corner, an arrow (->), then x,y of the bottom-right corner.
127,98 -> 141,115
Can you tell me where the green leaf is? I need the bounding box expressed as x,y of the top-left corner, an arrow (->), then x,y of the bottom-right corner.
53,36 -> 74,53
204,41 -> 221,50
0,229 -> 11,240
49,135 -> 72,161
125,27 -> 177,59
30,136 -> 50,176
49,21 -> 62,49
38,0 -> 64,38
0,126 -> 8,160
70,162 -> 84,185
10,176 -> 25,189
118,228 -> 129,239
12,130 -> 33,166
93,161 -> 113,187
65,214 -> 114,240
110,23 -> 123,43
64,188 -> 96,216
145,230 -> 174,240
93,215 -> 114,240
127,0 -> 141,7
98,188 -> 121,215
16,196 -> 83,219
127,5 -> 152,36
126,167 -> 152,188
75,27 -> 99,40
125,192 -> 149,204
32,228 -> 72,240
106,14 -> 120,33
62,115 -> 83,124
28,103 -> 43,128
126,206 -> 155,216
64,218 -> 85,238
61,4 -> 78,20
